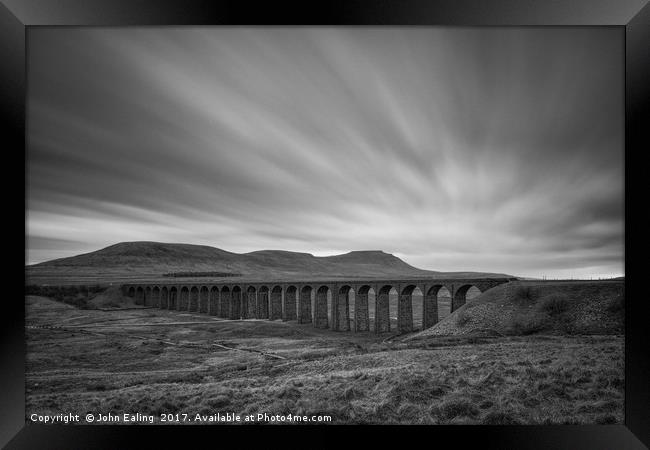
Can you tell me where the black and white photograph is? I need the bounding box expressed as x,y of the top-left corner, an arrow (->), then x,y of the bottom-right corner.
25,26 -> 625,426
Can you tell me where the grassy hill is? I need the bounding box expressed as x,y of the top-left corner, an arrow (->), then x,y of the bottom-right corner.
408,280 -> 624,339
25,241 -> 513,285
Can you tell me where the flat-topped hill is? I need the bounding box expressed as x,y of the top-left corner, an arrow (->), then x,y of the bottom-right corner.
26,241 -> 513,285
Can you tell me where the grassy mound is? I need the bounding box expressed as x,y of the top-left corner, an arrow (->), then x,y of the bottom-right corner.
86,285 -> 141,309
411,281 -> 624,339
25,284 -> 141,310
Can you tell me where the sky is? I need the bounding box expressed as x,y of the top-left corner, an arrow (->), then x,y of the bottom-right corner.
26,27 -> 624,279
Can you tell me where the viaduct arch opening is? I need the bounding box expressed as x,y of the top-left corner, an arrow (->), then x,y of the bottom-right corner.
144,287 -> 152,307
299,286 -> 312,324
219,286 -> 230,318
270,286 -> 282,320
398,285 -> 423,333
135,287 -> 144,305
355,285 -> 373,332
246,286 -> 257,319
258,286 -> 270,319
189,286 -> 199,312
231,286 -> 242,319
209,287 -> 219,315
315,285 -> 330,329
452,284 -> 482,312
376,285 -> 392,333
199,286 -> 209,313
284,285 -> 298,321
179,287 -> 189,310
169,287 -> 178,310
152,286 -> 161,308
160,286 -> 168,309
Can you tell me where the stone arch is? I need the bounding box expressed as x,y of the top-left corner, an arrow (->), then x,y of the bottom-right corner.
436,285 -> 453,321
219,286 -> 230,318
412,286 -> 424,330
258,286 -> 270,319
135,287 -> 144,305
270,286 -> 283,320
237,286 -> 249,319
348,286 -> 357,331
375,285 -> 393,333
160,286 -> 169,309
199,286 -> 209,313
423,285 -> 444,329
398,285 -> 422,333
245,286 -> 257,319
209,286 -> 219,315
179,287 -> 190,310
188,286 -> 199,312
169,287 -> 178,310
127,287 -> 135,298
327,288 -> 333,327
388,286 -> 400,329
152,286 -> 161,308
314,285 -> 330,329
231,286 -> 242,319
354,285 -> 372,332
299,286 -> 312,324
467,285 -> 482,300
283,285 -> 298,321
452,284 -> 482,312
335,285 -> 352,331
144,286 -> 152,306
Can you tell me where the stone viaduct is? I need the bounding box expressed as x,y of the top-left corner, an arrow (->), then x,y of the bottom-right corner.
121,278 -> 514,334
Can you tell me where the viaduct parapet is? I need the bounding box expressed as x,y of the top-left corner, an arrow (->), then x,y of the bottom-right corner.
120,277 -> 515,334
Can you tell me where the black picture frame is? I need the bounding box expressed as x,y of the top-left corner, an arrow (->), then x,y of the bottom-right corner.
4,0 -> 649,448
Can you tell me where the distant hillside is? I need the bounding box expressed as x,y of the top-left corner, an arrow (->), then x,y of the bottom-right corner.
25,241 -> 513,284
408,280 -> 624,339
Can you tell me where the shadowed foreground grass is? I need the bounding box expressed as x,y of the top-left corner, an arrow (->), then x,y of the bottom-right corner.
25,296 -> 623,425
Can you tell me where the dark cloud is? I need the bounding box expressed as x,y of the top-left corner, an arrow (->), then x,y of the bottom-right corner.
26,27 -> 624,278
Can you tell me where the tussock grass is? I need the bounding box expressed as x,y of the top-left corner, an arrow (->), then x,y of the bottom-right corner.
514,285 -> 536,302
606,295 -> 624,313
25,295 -> 624,425
537,294 -> 570,316
455,309 -> 471,327
435,398 -> 480,420
482,410 -> 521,424
508,315 -> 548,335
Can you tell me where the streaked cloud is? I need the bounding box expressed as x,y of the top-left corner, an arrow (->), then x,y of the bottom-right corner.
26,27 -> 623,278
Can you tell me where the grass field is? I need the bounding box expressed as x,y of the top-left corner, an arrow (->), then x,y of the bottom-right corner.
25,294 -> 623,425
